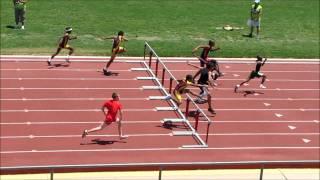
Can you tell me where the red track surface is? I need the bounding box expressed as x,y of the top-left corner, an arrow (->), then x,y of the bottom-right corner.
0,57 -> 319,172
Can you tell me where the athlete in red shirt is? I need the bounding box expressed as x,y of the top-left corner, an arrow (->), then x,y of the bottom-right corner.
82,93 -> 126,139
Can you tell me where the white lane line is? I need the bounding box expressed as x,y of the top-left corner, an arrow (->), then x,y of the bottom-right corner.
314,120 -> 319,123
1,87 -> 143,90
1,120 -> 318,125
2,77 -> 319,82
1,69 -> 319,73
1,98 -> 148,101
1,146 -> 319,154
1,55 -> 319,61
1,133 -> 319,139
1,108 -> 319,113
1,97 -> 319,101
1,87 -> 320,91
0,109 -> 158,112
1,78 -> 136,81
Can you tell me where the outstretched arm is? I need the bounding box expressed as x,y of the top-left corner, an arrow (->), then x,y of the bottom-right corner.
262,58 -> 267,66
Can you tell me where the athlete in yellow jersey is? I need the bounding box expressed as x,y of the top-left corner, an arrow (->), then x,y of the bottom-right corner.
171,74 -> 205,106
48,27 -> 77,66
247,0 -> 262,38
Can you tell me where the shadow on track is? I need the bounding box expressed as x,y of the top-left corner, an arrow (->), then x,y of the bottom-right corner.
80,138 -> 126,145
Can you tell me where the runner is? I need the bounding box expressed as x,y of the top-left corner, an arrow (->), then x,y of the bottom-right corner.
234,55 -> 267,92
188,60 -> 223,86
171,74 -> 206,106
192,40 -> 220,67
193,63 -> 216,114
82,92 -> 127,139
47,27 -> 77,66
103,31 -> 128,76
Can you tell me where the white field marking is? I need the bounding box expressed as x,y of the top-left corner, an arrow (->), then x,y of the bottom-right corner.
300,108 -> 306,112
1,68 -> 319,73
1,133 -> 319,140
243,83 -> 249,86
1,120 -> 318,125
1,146 -> 320,154
1,108 -> 319,113
0,97 -> 319,101
275,113 -> 284,118
302,138 -> 311,143
232,74 -> 240,77
2,77 -> 320,82
288,125 -> 297,130
263,103 -> 271,107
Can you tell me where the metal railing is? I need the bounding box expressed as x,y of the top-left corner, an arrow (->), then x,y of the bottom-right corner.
1,160 -> 319,180
144,42 -> 212,148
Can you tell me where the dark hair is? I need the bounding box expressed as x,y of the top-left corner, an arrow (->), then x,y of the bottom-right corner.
256,55 -> 263,61
206,61 -> 214,69
112,92 -> 119,98
208,40 -> 215,46
118,31 -> 124,36
185,74 -> 193,82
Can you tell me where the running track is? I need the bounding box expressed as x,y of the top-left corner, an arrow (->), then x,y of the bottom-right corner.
0,56 -> 319,173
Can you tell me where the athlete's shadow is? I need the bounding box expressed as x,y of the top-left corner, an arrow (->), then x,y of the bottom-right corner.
48,63 -> 70,69
97,70 -> 119,76
241,90 -> 264,97
80,138 -> 126,145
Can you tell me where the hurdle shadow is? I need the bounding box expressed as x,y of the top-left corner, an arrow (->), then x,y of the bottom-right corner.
157,123 -> 189,130
80,138 -> 126,146
48,63 -> 70,69
241,90 -> 264,97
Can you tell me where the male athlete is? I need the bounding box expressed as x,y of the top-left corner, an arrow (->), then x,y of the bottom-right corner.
171,74 -> 205,106
193,62 -> 216,114
48,27 -> 77,66
103,31 -> 128,76
192,40 -> 220,67
234,55 -> 267,92
82,92 -> 127,139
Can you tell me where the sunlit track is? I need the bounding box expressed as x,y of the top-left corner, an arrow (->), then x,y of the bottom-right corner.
1,57 -> 319,170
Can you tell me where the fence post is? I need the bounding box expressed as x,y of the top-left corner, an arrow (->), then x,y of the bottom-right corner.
158,167 -> 163,180
50,169 -> 54,180
259,164 -> 264,180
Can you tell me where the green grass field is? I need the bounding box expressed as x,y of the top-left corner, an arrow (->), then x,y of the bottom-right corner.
1,0 -> 319,58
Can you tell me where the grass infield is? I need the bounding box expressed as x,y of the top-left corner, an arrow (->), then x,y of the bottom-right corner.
1,0 -> 319,58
